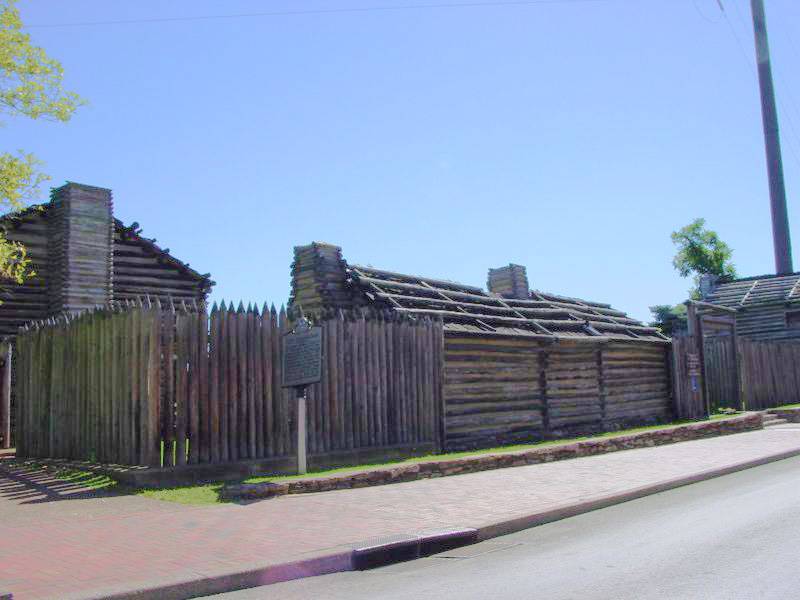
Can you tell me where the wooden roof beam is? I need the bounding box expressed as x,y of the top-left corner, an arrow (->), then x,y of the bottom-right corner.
351,265 -> 484,294
419,280 -> 496,331
686,299 -> 738,314
740,280 -> 759,306
788,278 -> 800,300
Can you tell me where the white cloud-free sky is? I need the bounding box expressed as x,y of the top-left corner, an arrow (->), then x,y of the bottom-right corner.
7,0 -> 800,321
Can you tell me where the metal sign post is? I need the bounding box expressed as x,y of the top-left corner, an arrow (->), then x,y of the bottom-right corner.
282,315 -> 322,475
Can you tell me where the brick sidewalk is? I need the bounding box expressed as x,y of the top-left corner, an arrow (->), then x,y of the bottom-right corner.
2,426 -> 800,600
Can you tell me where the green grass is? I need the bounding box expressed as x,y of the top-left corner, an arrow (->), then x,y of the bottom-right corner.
772,402 -> 800,410
136,484 -> 225,506
20,413 -> 744,506
246,416 -> 743,484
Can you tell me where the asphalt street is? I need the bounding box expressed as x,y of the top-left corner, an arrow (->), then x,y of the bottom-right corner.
206,451 -> 800,600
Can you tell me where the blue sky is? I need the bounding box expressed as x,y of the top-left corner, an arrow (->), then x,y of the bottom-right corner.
7,0 -> 800,321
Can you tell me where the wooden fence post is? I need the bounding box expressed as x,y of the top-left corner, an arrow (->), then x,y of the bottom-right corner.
0,343 -> 10,449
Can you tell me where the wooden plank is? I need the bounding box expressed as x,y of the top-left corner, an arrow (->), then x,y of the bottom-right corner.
254,307 -> 265,459
209,305 -> 221,463
246,307 -> 257,459
319,319 -> 330,454
147,301 -> 162,466
339,312 -> 357,450
279,307 -> 291,455
219,304 -> 230,462
365,314 -> 375,447
129,307 -> 140,465
385,315 -> 397,445
375,314 -> 387,446
181,307 -> 202,464
262,305 -> 274,457
175,312 -> 188,466
355,312 -> 366,447
228,305 -> 239,461
163,304 -> 176,467
197,305 -> 210,464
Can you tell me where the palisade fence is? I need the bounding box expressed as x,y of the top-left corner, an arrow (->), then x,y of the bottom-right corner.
15,300 -> 444,468
739,339 -> 800,410
0,342 -> 11,449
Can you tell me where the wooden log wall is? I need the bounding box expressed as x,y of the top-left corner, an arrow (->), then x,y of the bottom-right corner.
443,334 -> 672,450
739,339 -> 800,410
0,343 -> 10,449
443,336 -> 544,450
112,227 -> 210,304
735,304 -> 800,342
546,344 -> 602,435
15,301 -> 162,464
15,303 -> 443,467
0,210 -> 50,338
603,342 -> 672,425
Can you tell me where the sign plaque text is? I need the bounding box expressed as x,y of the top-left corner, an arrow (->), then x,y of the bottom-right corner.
282,326 -> 323,388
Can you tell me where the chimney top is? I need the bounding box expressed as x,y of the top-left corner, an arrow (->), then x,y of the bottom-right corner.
487,263 -> 530,300
698,273 -> 720,300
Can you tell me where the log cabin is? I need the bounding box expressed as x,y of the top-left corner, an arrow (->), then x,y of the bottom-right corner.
290,242 -> 672,450
0,182 -> 213,448
0,182 -> 214,338
699,272 -> 800,341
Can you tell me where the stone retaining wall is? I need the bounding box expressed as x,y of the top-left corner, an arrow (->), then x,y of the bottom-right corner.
221,413 -> 763,501
767,407 -> 800,422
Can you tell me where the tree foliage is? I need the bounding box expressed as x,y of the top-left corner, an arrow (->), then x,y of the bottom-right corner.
671,218 -> 737,280
0,0 -> 82,283
650,219 -> 736,336
648,303 -> 687,337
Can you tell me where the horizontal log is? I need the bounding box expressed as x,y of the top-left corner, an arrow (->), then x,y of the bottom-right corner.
351,265 -> 484,294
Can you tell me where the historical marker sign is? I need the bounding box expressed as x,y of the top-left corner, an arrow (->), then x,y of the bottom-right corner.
686,353 -> 701,378
282,326 -> 323,388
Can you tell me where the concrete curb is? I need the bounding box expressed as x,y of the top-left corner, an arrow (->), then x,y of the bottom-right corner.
53,443 -> 800,600
79,552 -> 354,600
475,446 -> 800,541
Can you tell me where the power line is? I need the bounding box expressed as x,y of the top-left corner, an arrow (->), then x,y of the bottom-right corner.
691,0 -> 722,24
26,0 -> 618,29
731,0 -> 800,173
717,0 -> 800,171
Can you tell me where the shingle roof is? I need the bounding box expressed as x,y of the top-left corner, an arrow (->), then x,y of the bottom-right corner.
347,265 -> 667,342
706,273 -> 800,308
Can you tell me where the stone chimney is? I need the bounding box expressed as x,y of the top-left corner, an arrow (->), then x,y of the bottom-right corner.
487,264 -> 530,300
289,242 -> 354,315
698,273 -> 720,300
47,183 -> 114,314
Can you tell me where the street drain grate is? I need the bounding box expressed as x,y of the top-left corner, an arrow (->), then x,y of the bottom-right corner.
352,529 -> 478,570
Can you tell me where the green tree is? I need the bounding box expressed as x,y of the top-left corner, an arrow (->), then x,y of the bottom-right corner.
0,0 -> 82,283
648,303 -> 687,337
650,219 -> 736,335
671,218 -> 737,288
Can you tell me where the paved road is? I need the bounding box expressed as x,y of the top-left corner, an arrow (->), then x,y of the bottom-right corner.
209,454 -> 800,600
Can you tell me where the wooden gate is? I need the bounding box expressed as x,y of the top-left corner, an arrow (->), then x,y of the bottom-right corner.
700,313 -> 740,411
671,301 -> 740,419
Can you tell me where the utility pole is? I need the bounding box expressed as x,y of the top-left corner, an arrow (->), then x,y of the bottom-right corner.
749,0 -> 793,274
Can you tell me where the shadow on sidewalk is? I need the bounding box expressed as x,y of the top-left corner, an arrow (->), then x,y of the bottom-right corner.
0,458 -> 119,504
